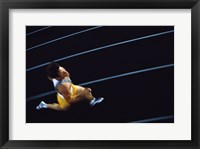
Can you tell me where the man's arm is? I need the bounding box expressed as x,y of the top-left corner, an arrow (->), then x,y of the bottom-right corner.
57,83 -> 74,104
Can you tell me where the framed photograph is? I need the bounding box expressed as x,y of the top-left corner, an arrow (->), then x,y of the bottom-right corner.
0,0 -> 199,148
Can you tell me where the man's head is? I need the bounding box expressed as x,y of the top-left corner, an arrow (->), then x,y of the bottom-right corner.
46,62 -> 69,79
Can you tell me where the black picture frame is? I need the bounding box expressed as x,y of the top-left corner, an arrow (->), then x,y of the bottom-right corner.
0,0 -> 199,148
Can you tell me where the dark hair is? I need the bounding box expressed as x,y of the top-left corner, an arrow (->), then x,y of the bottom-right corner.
46,62 -> 60,78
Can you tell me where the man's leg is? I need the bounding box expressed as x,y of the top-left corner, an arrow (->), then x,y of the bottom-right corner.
36,101 -> 70,111
74,85 -> 94,101
36,93 -> 71,111
74,85 -> 104,106
46,103 -> 70,111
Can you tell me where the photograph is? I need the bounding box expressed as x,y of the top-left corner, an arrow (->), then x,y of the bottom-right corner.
1,0 -> 199,148
26,26 -> 174,123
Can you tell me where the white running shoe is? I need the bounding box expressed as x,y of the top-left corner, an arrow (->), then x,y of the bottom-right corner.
36,101 -> 47,110
90,97 -> 104,106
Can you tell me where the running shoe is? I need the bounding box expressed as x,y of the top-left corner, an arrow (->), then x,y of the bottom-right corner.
36,101 -> 47,110
90,97 -> 104,106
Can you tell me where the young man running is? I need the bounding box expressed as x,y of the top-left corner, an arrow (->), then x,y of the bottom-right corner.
36,62 -> 104,111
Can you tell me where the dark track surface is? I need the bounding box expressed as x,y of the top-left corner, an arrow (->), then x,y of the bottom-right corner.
26,26 -> 174,123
